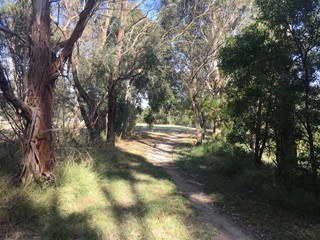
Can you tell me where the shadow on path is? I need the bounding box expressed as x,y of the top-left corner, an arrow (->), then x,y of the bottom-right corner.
133,131 -> 257,240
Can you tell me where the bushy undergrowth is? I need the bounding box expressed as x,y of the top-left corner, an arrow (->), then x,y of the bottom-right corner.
175,139 -> 320,239
179,140 -> 253,177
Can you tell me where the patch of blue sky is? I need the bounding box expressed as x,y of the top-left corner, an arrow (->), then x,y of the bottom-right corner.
131,0 -> 160,21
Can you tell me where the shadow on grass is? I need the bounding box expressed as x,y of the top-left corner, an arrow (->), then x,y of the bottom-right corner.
0,141 -> 21,179
97,146 -> 213,239
42,191 -> 101,240
0,178 -> 101,240
175,142 -> 320,240
1,138 -> 211,239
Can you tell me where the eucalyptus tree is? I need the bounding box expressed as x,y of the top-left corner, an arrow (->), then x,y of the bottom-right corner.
160,0 -> 254,144
52,0 -> 168,145
49,0 -> 109,142
0,0 -> 97,182
99,0 -> 165,145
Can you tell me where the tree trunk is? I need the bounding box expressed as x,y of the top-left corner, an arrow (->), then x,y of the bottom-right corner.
71,55 -> 101,142
200,111 -> 207,135
106,83 -> 117,144
0,0 -> 97,182
275,74 -> 296,180
73,90 -> 81,132
21,91 -> 55,181
191,99 -> 203,144
19,0 -> 55,182
106,0 -> 128,146
253,99 -> 263,165
302,55 -> 319,198
99,1 -> 114,50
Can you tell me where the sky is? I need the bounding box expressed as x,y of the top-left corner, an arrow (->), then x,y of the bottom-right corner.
137,0 -> 160,21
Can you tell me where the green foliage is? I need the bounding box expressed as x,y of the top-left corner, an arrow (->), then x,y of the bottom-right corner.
176,138 -> 320,239
208,142 -> 253,174
116,97 -> 137,134
0,141 -> 217,239
253,0 -> 320,192
219,17 -> 308,175
177,140 -> 253,177
219,22 -> 288,161
143,108 -> 156,129
198,96 -> 225,129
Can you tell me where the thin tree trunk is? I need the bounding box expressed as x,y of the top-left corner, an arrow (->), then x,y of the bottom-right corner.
106,0 -> 128,146
107,83 -> 117,144
71,55 -> 100,142
275,73 -> 296,180
73,92 -> 80,132
253,99 -> 263,165
99,2 -> 114,50
192,99 -> 202,144
302,55 -> 318,198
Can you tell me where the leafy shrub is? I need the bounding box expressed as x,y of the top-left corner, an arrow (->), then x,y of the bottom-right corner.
144,112 -> 155,129
213,157 -> 251,176
201,140 -> 253,176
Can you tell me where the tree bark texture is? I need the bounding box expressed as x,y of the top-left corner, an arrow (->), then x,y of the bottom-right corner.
0,0 -> 97,182
20,0 -> 54,181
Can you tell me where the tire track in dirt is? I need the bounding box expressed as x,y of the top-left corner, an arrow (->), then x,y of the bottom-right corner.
142,132 -> 257,240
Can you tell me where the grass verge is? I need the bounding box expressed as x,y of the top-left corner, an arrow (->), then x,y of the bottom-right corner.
175,140 -> 320,240
0,141 -> 217,239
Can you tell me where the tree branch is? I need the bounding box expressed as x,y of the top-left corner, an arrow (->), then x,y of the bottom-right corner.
50,0 -> 97,83
0,65 -> 31,121
0,26 -> 26,43
70,54 -> 92,109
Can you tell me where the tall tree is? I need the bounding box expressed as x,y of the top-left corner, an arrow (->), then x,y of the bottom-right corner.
0,0 -> 97,182
106,0 -> 128,144
102,0 -> 163,145
219,23 -> 294,165
160,0 -> 253,144
257,0 -> 320,195
50,0 -> 108,142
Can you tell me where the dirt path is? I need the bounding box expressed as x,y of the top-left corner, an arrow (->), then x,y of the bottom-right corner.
133,131 -> 257,240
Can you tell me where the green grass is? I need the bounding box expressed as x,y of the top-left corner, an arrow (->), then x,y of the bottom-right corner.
0,142 -> 217,239
175,140 -> 320,240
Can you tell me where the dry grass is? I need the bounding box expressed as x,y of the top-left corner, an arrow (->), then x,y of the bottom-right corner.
0,140 -> 217,239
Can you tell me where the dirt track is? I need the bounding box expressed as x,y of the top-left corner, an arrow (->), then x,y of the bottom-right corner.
129,130 -> 257,240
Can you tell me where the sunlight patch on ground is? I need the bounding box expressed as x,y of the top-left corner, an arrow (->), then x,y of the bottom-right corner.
1,132 -> 218,239
189,193 -> 213,204
104,179 -> 137,208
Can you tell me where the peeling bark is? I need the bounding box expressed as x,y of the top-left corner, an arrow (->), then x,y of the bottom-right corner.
0,0 -> 97,182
